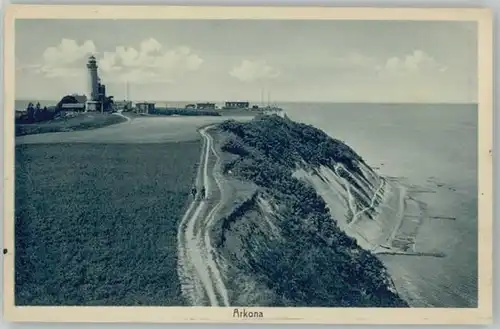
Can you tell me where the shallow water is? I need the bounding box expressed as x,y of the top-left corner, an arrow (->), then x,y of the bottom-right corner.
284,102 -> 478,307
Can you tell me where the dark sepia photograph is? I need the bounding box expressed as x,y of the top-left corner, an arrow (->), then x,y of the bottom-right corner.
3,5 -> 493,325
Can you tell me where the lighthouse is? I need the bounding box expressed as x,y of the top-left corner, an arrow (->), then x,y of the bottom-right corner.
86,55 -> 101,111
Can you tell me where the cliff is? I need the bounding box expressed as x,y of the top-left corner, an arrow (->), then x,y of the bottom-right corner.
209,114 -> 409,307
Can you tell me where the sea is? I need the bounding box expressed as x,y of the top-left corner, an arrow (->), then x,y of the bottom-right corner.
15,100 -> 478,307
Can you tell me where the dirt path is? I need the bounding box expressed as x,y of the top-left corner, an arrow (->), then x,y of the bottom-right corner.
112,111 -> 132,122
177,125 -> 229,306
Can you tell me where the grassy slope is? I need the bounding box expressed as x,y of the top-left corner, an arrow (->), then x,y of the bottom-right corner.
15,113 -> 127,137
214,115 -> 409,307
15,142 -> 200,305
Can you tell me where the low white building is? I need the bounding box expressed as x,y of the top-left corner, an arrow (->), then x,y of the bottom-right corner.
61,103 -> 86,112
135,102 -> 155,114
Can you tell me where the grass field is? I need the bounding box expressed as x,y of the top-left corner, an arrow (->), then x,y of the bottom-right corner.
15,141 -> 201,305
15,113 -> 127,137
16,116 -> 250,145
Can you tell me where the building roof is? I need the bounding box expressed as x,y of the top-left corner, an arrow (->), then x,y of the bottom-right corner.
115,100 -> 132,105
70,94 -> 87,103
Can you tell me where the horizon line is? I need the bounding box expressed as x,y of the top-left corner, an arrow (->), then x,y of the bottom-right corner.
14,99 -> 478,106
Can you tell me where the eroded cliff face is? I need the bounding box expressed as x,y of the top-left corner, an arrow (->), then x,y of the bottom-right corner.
293,159 -> 403,251
210,115 -> 407,307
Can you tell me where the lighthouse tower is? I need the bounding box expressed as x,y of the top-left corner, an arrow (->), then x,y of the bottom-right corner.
86,55 -> 100,111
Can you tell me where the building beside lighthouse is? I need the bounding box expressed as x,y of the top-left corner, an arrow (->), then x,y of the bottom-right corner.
86,55 -> 108,112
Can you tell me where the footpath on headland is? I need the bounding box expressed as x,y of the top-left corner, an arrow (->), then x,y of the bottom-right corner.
177,125 -> 230,307
112,111 -> 132,122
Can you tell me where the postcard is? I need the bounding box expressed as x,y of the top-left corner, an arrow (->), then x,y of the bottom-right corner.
3,5 -> 493,324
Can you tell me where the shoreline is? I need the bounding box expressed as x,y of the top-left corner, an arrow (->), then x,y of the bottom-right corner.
297,154 -> 440,307
360,166 -> 476,307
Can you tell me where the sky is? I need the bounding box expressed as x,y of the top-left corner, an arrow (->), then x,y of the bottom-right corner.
15,19 -> 478,103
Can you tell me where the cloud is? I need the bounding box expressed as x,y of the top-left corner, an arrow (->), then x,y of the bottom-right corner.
21,37 -> 203,83
377,50 -> 448,76
230,60 -> 280,82
25,39 -> 97,78
98,38 -> 204,83
305,50 -> 446,78
16,61 -> 43,72
43,39 -> 96,66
